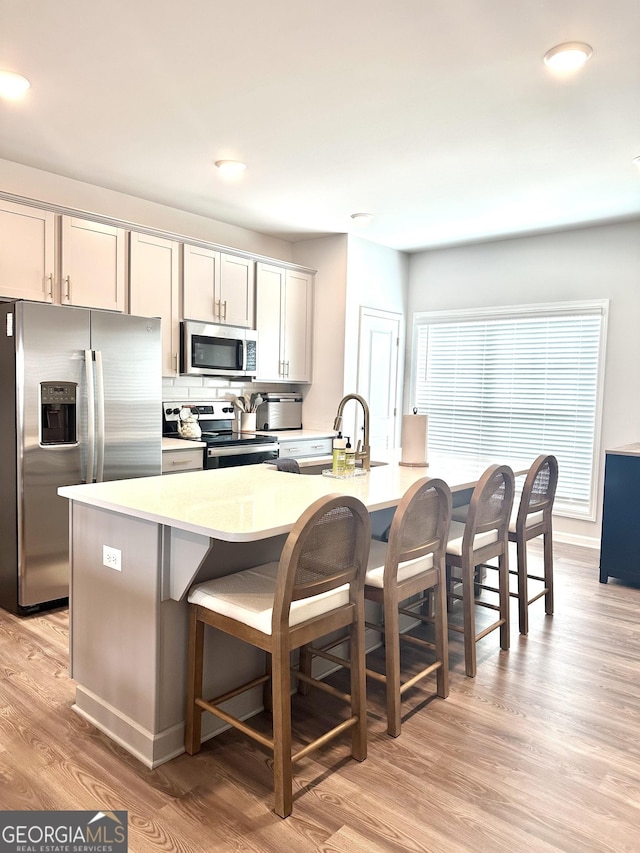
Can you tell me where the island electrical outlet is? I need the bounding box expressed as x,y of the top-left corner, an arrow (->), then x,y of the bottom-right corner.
103,545 -> 122,571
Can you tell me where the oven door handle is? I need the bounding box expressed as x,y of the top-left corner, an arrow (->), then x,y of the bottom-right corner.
207,443 -> 279,458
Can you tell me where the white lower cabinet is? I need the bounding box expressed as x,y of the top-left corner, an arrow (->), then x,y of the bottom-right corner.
278,437 -> 333,459
162,446 -> 204,474
255,263 -> 313,382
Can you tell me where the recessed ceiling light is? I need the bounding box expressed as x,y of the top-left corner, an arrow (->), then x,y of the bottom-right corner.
543,42 -> 593,72
214,160 -> 247,177
350,212 -> 374,226
0,70 -> 31,100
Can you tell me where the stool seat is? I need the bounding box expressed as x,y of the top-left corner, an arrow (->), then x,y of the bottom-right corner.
364,538 -> 434,588
189,562 -> 350,635
446,520 -> 499,556
508,508 -> 544,534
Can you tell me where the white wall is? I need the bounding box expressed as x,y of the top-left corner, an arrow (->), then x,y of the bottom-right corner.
292,235 -> 349,430
345,235 -> 409,392
0,158 -> 293,259
293,234 -> 409,432
407,218 -> 640,547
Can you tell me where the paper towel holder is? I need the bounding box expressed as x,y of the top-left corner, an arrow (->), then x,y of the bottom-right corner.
399,408 -> 429,467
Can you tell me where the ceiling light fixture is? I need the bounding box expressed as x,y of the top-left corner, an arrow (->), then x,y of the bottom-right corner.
543,42 -> 593,72
0,69 -> 31,100
350,212 -> 374,226
214,160 -> 247,177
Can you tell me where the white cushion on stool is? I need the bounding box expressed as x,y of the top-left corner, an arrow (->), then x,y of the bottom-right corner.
188,562 -> 350,636
508,508 -> 545,534
446,520 -> 499,557
365,537 -> 434,589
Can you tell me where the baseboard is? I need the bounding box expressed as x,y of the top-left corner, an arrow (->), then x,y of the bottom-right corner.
554,531 -> 601,550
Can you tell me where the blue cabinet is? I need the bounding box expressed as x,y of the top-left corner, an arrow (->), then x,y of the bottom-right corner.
599,447 -> 640,584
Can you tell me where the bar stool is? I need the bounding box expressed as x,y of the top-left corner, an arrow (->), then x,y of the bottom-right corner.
275,457 -> 301,473
184,493 -> 371,818
509,454 -> 558,634
300,477 -> 452,738
446,464 -> 515,678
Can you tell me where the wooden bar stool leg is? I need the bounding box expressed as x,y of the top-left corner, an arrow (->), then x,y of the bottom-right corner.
263,652 -> 273,712
185,608 -> 204,755
462,561 -> 477,678
498,552 -> 510,650
297,645 -> 311,696
434,578 -> 449,698
544,530 -> 554,616
272,643 -> 293,819
516,534 -> 529,635
383,588 -> 402,738
350,610 -> 368,760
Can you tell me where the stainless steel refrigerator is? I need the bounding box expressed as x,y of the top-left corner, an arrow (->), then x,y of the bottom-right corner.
0,300 -> 162,614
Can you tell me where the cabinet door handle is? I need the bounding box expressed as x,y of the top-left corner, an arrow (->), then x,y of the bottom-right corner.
46,273 -> 53,301
63,275 -> 71,302
222,300 -> 227,322
216,299 -> 221,321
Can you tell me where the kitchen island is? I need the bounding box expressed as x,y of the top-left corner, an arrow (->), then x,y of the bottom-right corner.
59,452 -> 529,768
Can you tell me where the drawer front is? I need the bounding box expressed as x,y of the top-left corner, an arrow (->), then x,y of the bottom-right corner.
162,447 -> 204,474
279,438 -> 333,459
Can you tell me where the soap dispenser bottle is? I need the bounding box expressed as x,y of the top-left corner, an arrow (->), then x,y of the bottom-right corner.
345,437 -> 355,475
332,433 -> 347,476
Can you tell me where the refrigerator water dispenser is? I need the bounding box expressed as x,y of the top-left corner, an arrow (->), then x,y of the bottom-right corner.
40,381 -> 77,445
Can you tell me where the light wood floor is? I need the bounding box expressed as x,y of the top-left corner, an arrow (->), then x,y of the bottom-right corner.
1,542 -> 639,852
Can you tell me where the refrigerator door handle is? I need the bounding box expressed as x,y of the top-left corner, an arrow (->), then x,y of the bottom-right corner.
94,350 -> 105,483
84,350 -> 96,483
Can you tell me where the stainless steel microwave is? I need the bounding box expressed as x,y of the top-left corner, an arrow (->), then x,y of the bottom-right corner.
180,320 -> 258,378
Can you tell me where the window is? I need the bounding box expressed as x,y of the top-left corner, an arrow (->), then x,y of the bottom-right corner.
412,301 -> 608,519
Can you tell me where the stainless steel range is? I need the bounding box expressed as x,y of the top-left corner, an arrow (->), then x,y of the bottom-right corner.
163,400 -> 279,469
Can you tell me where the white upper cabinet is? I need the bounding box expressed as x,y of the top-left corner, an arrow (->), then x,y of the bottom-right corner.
0,200 -> 56,303
219,253 -> 254,328
255,262 -> 313,383
0,200 -> 125,310
60,217 -> 126,311
183,244 -> 254,328
129,231 -> 180,376
182,244 -> 220,322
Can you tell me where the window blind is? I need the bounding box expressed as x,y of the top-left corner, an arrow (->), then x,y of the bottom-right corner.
413,304 -> 607,517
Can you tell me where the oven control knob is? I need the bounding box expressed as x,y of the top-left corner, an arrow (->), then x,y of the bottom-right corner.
172,408 -> 181,415
223,406 -> 234,413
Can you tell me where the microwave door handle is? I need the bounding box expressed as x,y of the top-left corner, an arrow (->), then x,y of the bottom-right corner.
84,350 -> 96,483
238,339 -> 244,371
94,350 -> 105,483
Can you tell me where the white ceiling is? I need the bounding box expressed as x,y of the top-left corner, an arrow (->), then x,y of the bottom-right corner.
1,0 -> 639,252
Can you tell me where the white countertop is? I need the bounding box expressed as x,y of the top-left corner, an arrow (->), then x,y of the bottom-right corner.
59,451 -> 532,543
606,443 -> 640,457
162,437 -> 206,450
256,429 -> 335,440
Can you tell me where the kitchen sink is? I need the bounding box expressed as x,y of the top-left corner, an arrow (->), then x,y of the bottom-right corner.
299,460 -> 388,476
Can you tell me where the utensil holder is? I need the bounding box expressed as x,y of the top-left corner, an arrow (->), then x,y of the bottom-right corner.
240,412 -> 256,433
